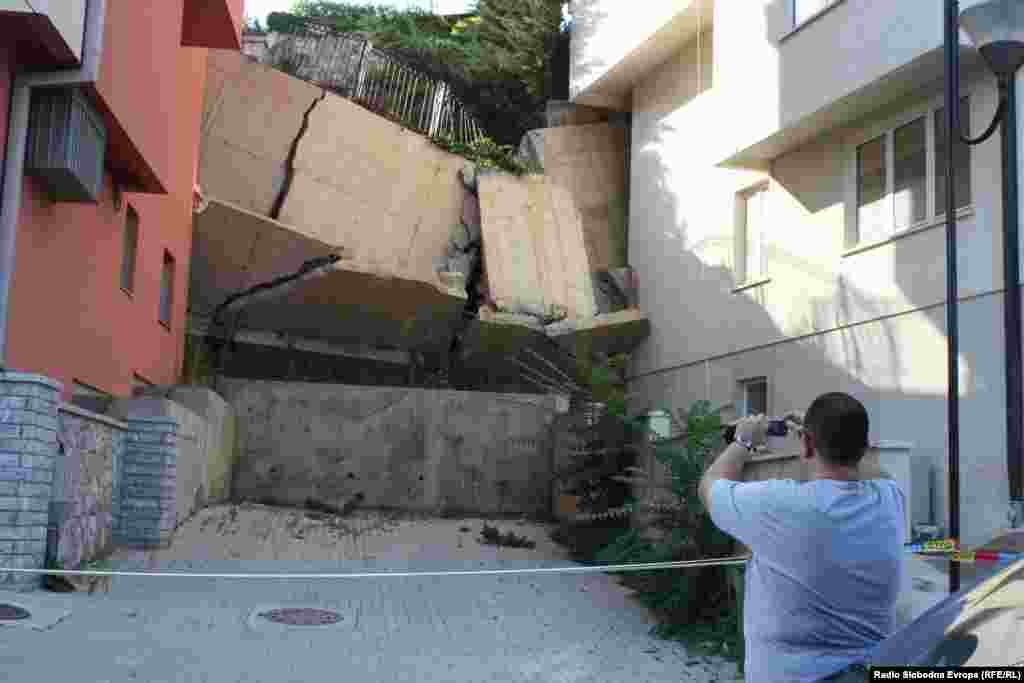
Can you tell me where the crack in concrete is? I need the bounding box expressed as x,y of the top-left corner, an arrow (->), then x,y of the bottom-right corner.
270,89 -> 327,221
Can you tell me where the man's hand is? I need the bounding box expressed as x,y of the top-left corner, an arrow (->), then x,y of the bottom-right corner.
700,415 -> 764,510
733,414 -> 769,448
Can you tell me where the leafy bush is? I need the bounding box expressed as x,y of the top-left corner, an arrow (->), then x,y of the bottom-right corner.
429,133 -> 540,175
602,401 -> 744,667
551,364 -> 746,669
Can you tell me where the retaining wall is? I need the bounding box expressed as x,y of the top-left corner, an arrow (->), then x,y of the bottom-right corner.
219,379 -> 561,516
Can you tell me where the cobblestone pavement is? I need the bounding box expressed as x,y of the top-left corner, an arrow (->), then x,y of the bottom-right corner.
0,504 -> 740,682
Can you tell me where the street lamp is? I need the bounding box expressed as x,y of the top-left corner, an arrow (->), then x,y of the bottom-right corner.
945,0 -> 1024,594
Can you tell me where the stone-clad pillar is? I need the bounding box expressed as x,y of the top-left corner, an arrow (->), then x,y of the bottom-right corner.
115,417 -> 177,549
0,373 -> 61,592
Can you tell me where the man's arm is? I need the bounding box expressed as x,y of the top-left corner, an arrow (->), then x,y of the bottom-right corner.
698,441 -> 753,510
698,415 -> 766,510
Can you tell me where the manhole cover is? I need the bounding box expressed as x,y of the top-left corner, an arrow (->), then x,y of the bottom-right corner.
257,607 -> 342,626
0,604 -> 30,621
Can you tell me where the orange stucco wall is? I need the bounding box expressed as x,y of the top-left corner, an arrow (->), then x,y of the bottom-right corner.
5,3 -> 209,400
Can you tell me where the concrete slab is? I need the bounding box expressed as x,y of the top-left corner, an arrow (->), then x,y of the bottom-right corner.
546,309 -> 651,357
190,199 -> 465,351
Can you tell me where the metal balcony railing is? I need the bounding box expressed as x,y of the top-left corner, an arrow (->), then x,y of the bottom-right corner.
264,25 -> 485,145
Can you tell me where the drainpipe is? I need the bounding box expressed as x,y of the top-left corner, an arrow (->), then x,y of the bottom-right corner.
0,0 -> 108,367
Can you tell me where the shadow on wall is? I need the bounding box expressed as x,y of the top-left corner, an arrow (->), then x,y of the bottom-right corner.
629,117 -> 1012,545
761,0 -> 1011,543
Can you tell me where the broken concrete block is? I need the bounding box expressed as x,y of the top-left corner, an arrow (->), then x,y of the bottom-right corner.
492,299 -> 568,323
516,129 -> 545,171
447,253 -> 473,278
438,271 -> 467,291
593,267 -> 638,314
459,162 -> 478,194
462,192 -> 481,243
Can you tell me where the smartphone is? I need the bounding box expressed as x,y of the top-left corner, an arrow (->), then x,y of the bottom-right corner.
722,419 -> 790,443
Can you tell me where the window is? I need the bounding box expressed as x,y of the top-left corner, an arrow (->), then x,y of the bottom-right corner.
646,410 -> 672,443
852,97 -> 972,246
159,250 -> 175,327
935,100 -> 972,215
740,377 -> 768,417
737,184 -> 768,284
120,206 -> 138,293
793,0 -> 838,27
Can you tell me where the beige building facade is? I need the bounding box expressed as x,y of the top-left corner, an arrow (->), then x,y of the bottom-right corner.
570,0 -> 1024,548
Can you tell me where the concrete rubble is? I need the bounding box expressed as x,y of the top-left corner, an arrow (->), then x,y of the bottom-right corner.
194,46 -> 649,368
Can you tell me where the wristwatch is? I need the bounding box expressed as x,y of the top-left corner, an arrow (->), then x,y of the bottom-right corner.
734,435 -> 755,452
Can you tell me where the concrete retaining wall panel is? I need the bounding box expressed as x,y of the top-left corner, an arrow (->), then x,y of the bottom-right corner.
219,379 -> 559,516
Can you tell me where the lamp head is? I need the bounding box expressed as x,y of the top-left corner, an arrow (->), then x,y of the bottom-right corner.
959,0 -> 1024,79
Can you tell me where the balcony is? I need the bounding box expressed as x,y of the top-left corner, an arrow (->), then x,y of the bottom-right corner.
717,0 -> 987,168
570,0 -> 711,110
0,0 -> 86,69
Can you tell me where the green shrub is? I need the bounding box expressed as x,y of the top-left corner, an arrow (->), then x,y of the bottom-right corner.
429,133 -> 540,176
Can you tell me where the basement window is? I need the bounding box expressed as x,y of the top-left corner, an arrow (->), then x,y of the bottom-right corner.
159,250 -> 175,328
739,377 -> 768,417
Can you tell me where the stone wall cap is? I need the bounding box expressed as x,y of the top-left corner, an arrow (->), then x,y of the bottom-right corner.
0,373 -> 62,391
58,402 -> 128,431
122,416 -> 178,425
870,441 -> 915,452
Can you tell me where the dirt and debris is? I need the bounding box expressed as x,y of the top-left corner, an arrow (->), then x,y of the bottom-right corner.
478,523 -> 536,549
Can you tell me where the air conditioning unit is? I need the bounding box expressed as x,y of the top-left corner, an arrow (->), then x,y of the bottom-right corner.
25,86 -> 107,202
872,442 -> 931,543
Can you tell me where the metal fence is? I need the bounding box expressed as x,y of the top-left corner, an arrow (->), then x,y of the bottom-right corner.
264,29 -> 486,145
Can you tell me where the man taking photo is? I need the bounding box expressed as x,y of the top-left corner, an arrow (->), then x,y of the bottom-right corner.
699,392 -> 905,682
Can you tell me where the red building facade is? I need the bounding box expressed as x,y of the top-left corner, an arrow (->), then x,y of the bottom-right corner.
0,0 -> 243,400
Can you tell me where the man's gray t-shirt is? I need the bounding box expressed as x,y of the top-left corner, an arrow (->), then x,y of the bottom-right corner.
710,478 -> 905,682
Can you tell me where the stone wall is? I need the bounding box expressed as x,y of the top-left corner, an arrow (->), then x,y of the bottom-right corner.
109,392 -> 233,532
1,379 -> 239,589
0,373 -> 61,591
219,379 -> 562,516
114,417 -> 178,549
52,404 -> 124,569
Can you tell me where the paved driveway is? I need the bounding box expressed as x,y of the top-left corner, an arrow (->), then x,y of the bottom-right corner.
0,504 -> 739,682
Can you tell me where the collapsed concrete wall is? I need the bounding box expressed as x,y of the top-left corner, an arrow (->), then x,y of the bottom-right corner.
199,49 -> 465,286
478,123 -> 628,324
219,379 -> 561,516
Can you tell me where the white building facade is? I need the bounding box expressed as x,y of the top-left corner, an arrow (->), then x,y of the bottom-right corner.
569,0 -> 1024,550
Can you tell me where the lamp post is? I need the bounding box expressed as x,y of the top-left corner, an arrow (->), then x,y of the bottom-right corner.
945,0 -> 1024,595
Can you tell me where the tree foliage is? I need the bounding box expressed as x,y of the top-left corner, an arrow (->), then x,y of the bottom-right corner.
273,1 -> 570,146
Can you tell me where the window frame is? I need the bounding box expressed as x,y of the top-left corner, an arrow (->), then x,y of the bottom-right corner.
159,250 -> 175,329
735,181 -> 771,287
738,377 -> 769,418
845,88 -> 977,250
788,0 -> 844,33
120,205 -> 139,295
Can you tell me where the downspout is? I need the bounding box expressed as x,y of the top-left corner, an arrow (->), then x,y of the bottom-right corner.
0,0 -> 107,367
